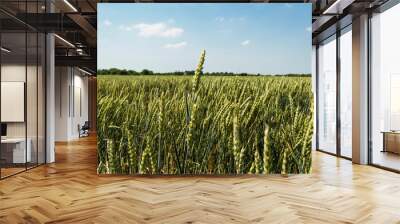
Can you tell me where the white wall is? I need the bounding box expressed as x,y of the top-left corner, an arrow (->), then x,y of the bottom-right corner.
1,65 -> 36,138
1,63 -> 46,164
1,64 -> 26,81
71,72 -> 89,138
1,65 -> 26,144
55,66 -> 70,141
55,67 -> 89,141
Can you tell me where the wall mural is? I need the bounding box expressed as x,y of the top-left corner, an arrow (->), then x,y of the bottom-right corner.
97,3 -> 313,175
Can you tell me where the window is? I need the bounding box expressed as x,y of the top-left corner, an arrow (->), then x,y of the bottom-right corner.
371,3 -> 400,171
317,35 -> 337,154
339,26 -> 352,158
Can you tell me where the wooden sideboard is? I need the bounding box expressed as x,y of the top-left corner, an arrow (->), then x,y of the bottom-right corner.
382,131 -> 400,154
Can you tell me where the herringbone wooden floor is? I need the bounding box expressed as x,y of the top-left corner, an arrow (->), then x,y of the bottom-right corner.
1,136 -> 400,224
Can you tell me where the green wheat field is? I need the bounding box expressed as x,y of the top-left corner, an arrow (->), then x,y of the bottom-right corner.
97,52 -> 313,175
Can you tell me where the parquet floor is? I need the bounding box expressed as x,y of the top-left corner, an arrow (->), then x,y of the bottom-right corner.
0,167 -> 26,178
1,135 -> 400,223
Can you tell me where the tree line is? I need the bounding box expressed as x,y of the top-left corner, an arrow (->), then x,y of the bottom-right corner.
97,68 -> 311,77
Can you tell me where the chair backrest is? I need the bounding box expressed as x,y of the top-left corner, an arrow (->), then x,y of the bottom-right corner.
82,121 -> 90,129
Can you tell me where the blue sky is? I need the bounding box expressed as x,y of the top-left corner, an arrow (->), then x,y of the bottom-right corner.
98,3 -> 311,75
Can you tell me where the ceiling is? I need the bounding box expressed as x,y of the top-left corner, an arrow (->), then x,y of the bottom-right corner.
0,0 -> 393,73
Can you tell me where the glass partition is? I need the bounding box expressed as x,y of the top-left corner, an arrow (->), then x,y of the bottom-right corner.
317,35 -> 337,154
0,1 -> 46,179
1,31 -> 28,177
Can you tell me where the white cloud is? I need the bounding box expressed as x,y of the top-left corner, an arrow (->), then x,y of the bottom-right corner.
241,40 -> 250,46
119,25 -> 132,31
103,19 -> 112,26
133,22 -> 184,38
215,17 -> 225,22
164,41 -> 187,49
216,17 -> 245,23
306,26 -> 312,32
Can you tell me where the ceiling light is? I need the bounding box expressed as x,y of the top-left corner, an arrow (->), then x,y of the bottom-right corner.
76,48 -> 85,55
54,34 -> 75,48
78,67 -> 92,76
1,47 -> 11,53
63,0 -> 78,12
322,0 -> 354,15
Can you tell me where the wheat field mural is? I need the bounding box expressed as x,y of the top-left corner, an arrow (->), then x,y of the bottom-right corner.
97,51 -> 313,175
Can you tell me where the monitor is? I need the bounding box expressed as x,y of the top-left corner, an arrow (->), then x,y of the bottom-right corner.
1,123 -> 7,137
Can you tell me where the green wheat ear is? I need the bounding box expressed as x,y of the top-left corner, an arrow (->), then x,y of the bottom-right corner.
192,50 -> 206,93
106,139 -> 114,174
281,147 -> 288,176
126,129 -> 137,174
140,136 -> 155,174
232,113 -> 241,174
263,125 -> 270,174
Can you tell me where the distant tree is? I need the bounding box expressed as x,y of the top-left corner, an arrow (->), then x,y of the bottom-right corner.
120,69 -> 128,75
97,69 -> 105,75
184,70 -> 195,76
142,69 -> 154,76
127,70 -> 138,75
97,68 -> 310,77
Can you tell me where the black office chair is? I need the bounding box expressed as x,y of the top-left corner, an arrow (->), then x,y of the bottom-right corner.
79,121 -> 90,138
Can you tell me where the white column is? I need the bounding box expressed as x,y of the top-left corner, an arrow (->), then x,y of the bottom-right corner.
312,45 -> 317,151
352,14 -> 369,164
46,32 -> 55,163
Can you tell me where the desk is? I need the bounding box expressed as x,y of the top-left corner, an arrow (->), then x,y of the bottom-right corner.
382,131 -> 400,154
1,138 -> 31,163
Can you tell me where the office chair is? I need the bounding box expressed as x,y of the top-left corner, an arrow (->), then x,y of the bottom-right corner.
79,121 -> 90,138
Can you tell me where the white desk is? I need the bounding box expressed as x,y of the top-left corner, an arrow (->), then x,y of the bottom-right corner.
1,138 -> 31,163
